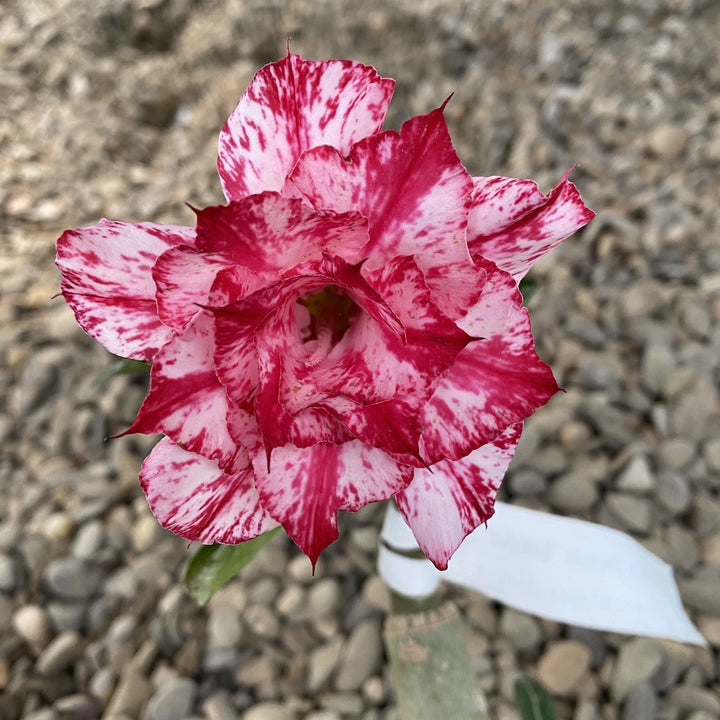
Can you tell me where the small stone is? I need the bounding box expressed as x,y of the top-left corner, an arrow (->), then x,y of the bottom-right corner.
12,604 -> 51,647
335,620 -> 383,691
105,669 -> 154,717
622,682 -> 658,720
36,630 -> 84,675
88,666 -> 117,704
207,605 -> 243,649
47,602 -> 86,633
53,693 -> 99,717
702,532 -> 720,567
680,567 -> 720,615
203,692 -> 238,720
605,493 -> 654,534
536,640 -> 591,695
611,638 -> 667,702
243,701 -> 292,720
308,637 -> 344,691
236,656 -> 276,687
549,473 -> 598,512
319,693 -> 364,716
641,343 -> 675,395
667,685 -> 720,715
361,575 -> 391,612
276,584 -> 305,617
499,608 -> 542,652
71,520 -> 105,559
702,437 -> 720,473
616,455 -> 655,493
508,469 -> 547,497
145,677 -> 197,720
658,437 -> 696,470
0,553 -> 17,592
244,604 -> 280,638
44,557 -> 99,600
655,472 -> 691,515
306,578 -> 342,618
647,122 -> 689,160
41,513 -> 74,542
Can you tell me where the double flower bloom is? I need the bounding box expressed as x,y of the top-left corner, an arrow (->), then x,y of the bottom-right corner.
56,52 -> 594,569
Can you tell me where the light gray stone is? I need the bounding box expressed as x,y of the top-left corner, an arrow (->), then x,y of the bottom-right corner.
335,620 -> 383,691
308,637 -> 344,692
36,630 -> 84,675
616,455 -> 655,493
536,640 -> 592,695
12,604 -> 51,647
605,493 -> 654,534
622,682 -> 658,720
44,557 -> 99,600
611,638 -> 667,702
144,677 -> 197,720
243,702 -> 292,720
549,473 -> 598,512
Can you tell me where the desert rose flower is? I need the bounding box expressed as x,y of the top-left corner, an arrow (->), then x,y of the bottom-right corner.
56,52 -> 594,569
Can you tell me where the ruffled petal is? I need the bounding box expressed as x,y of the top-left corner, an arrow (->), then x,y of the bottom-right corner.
126,313 -> 244,472
468,170 -> 595,281
289,108 -> 477,317
195,192 -> 369,268
254,440 -> 411,566
420,260 -> 558,463
218,53 -> 395,201
56,220 -> 195,361
139,437 -> 277,544
396,423 -> 522,570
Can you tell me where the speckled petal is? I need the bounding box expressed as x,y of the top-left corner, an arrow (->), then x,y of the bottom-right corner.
420,260 -> 558,464
254,440 -> 411,566
140,437 -> 277,544
56,220 -> 195,361
396,423 -> 522,570
468,170 -> 595,281
218,53 -> 394,200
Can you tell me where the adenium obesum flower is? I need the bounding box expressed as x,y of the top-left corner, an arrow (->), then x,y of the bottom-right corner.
56,52 -> 594,570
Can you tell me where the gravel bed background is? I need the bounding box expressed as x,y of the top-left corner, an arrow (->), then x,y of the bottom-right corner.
1,1 -> 719,718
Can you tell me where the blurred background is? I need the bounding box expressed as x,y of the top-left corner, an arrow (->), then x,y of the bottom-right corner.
1,1 -> 719,718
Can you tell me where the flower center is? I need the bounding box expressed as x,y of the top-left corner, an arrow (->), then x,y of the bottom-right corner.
297,285 -> 358,361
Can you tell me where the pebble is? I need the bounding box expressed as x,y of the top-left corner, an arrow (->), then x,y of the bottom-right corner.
335,620 -> 383,691
306,578 -> 342,618
144,677 -> 197,720
679,568 -> 720,615
308,637 -> 344,692
243,702 -> 293,720
549,473 -> 598,512
499,608 -> 543,653
203,692 -> 238,720
647,122 -> 689,160
622,682 -> 658,720
615,455 -> 655,493
36,630 -> 84,675
12,604 -> 51,648
611,638 -> 667,701
536,640 -> 592,695
655,472 -> 691,515
44,557 -> 99,600
207,605 -> 243,649
0,553 -> 17,592
605,493 -> 654,534
667,685 -> 720,715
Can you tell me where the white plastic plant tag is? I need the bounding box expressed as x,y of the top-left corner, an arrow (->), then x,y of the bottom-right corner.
380,502 -> 706,645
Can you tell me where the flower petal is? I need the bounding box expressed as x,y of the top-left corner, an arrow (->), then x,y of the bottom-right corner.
195,192 -> 369,269
420,260 -> 558,463
396,423 -> 522,570
289,108 -> 477,317
254,440 -> 411,566
468,170 -> 595,281
139,437 -> 277,544
56,220 -> 195,361
126,313 -> 244,472
218,53 -> 395,201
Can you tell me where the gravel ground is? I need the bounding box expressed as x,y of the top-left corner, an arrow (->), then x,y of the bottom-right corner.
2,1 -> 719,718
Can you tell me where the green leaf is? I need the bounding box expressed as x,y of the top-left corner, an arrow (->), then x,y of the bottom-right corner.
94,357 -> 150,386
184,527 -> 282,605
514,676 -> 558,720
519,276 -> 539,307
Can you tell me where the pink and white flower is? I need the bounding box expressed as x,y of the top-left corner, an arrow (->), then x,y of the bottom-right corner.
56,52 -> 594,569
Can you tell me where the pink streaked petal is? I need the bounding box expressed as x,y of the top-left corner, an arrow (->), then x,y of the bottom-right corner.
153,247 -> 241,333
56,220 -> 195,361
126,313 -> 244,472
289,108 -> 477,317
195,192 -> 369,269
468,170 -> 595,281
140,437 -> 277,545
396,423 -> 522,570
254,441 -> 411,566
218,53 -> 395,201
421,261 -> 558,463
